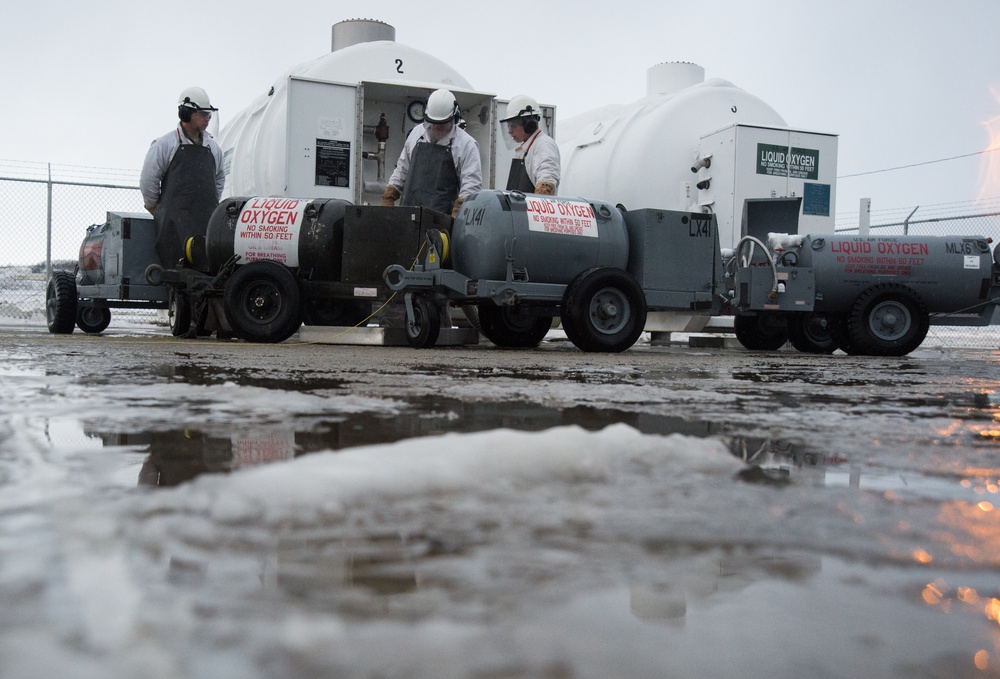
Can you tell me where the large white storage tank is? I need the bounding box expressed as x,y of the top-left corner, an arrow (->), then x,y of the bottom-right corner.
557,62 -> 838,250
218,19 -> 494,202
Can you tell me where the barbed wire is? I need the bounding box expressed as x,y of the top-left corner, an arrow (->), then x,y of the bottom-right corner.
835,195 -> 1000,229
0,159 -> 139,186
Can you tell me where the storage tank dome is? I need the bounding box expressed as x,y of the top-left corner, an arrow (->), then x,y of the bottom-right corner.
557,62 -> 787,212
219,19 -> 474,198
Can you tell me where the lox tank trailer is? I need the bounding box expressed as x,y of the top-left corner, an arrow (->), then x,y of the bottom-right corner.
384,189 -> 1000,356
45,197 -> 452,342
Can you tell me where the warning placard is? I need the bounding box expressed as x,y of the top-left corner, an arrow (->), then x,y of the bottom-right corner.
235,197 -> 308,267
828,239 -> 929,276
757,143 -> 820,180
524,197 -> 599,237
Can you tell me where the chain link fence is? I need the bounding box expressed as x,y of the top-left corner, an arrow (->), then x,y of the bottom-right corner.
0,161 -> 150,325
1,159 -> 999,347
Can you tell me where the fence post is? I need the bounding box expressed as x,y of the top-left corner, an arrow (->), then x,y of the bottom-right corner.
903,206 -> 919,236
46,163 -> 52,281
859,198 -> 871,236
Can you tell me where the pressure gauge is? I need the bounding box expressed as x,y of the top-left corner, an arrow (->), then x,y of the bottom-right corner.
407,100 -> 426,123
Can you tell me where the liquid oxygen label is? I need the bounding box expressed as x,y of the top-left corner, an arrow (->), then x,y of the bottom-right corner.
235,197 -> 308,267
524,197 -> 599,237
757,143 -> 819,180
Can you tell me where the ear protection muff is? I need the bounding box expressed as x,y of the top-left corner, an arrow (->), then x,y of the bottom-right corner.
523,116 -> 539,135
179,106 -> 193,123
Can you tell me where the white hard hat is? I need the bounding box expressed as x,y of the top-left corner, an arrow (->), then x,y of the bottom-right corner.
424,89 -> 459,124
500,95 -> 540,123
177,86 -> 218,112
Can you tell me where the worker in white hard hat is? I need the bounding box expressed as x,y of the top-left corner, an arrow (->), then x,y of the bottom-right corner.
139,86 -> 225,268
382,89 -> 482,218
499,95 -> 560,195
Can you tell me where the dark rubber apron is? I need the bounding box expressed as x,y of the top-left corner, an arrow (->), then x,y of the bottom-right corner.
154,139 -> 218,267
505,133 -> 539,192
505,159 -> 534,192
401,142 -> 459,215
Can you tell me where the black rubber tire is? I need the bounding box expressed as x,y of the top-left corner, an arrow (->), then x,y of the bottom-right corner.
76,306 -> 111,334
405,295 -> 441,349
823,314 -> 856,354
787,312 -> 837,354
734,313 -> 788,351
168,289 -> 192,337
478,304 -> 553,348
301,298 -> 372,327
847,283 -> 929,357
562,267 -> 647,353
223,261 -> 303,343
46,270 -> 77,334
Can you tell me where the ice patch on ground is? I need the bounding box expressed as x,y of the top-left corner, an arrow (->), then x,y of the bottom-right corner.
145,424 -> 738,525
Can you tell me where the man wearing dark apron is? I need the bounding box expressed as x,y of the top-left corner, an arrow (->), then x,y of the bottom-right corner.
381,89 -> 483,329
153,139 -> 219,267
382,89 -> 483,219
140,87 -> 227,336
140,86 -> 225,268
500,95 -> 561,195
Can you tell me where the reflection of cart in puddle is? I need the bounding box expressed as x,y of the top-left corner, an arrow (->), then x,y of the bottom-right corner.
726,434 -> 855,485
92,429 -> 297,487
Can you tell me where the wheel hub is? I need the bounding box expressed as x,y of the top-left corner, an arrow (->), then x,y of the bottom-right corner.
244,283 -> 280,322
589,288 -> 630,334
870,301 -> 910,340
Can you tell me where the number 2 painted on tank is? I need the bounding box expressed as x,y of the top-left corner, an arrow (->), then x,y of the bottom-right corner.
395,59 -> 404,73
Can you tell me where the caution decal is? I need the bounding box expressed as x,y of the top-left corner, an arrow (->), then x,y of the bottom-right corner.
234,197 -> 307,267
525,197 -> 599,238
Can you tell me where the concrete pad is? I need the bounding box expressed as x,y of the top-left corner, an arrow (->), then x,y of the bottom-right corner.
687,335 -> 742,349
298,325 -> 479,346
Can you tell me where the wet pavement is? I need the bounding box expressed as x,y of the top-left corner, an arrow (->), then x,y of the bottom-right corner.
1,323 -> 999,678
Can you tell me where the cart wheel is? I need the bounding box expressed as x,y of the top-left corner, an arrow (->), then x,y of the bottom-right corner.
562,267 -> 647,353
478,304 -> 552,348
405,295 -> 441,348
223,261 -> 303,343
46,270 -> 77,334
787,312 -> 838,354
734,313 -> 788,351
847,283 -> 929,356
168,289 -> 192,337
76,306 -> 111,334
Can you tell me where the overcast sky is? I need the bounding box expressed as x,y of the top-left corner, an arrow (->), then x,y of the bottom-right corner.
4,0 -> 999,225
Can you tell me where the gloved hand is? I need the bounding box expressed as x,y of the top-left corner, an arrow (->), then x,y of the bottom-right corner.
534,181 -> 556,195
452,196 -> 465,219
381,185 -> 400,206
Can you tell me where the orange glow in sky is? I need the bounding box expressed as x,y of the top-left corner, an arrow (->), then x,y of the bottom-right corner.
979,85 -> 1000,200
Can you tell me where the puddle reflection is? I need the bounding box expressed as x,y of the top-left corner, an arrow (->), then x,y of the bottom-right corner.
73,397 -> 850,487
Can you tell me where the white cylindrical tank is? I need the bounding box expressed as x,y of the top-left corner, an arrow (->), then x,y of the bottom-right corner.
218,19 -> 474,198
557,62 -> 787,212
331,17 -> 395,50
